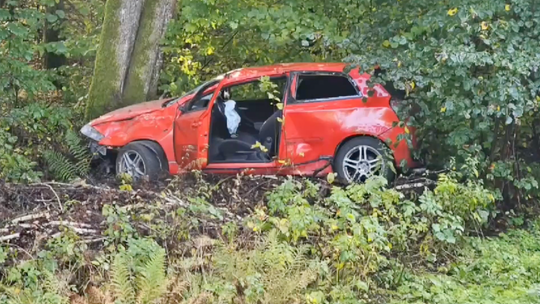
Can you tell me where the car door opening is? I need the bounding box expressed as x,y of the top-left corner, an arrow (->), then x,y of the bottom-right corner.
208,77 -> 287,164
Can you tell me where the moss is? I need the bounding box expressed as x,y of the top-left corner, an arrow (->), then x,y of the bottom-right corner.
122,0 -> 160,105
85,0 -> 122,121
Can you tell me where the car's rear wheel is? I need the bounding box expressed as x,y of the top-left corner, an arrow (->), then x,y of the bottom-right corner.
116,142 -> 166,180
334,137 -> 395,183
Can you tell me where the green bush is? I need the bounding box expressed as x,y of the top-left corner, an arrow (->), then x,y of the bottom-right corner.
0,103 -> 90,182
0,128 -> 41,182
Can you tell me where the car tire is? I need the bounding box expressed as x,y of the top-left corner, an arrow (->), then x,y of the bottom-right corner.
334,137 -> 395,184
116,142 -> 167,180
137,141 -> 169,173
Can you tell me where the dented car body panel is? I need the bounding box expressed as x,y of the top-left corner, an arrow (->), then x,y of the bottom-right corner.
84,62 -> 421,178
90,98 -> 191,174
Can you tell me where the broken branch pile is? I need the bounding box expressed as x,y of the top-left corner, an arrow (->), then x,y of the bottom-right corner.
0,174 -> 284,255
0,171 -> 436,257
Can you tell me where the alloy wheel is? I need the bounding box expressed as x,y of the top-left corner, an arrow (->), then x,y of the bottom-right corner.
342,145 -> 384,183
118,150 -> 147,179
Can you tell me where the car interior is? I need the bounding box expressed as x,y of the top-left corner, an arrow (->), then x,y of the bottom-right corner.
207,77 -> 288,163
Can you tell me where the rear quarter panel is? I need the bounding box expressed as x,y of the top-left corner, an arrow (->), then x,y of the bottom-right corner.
282,99 -> 400,162
282,73 -> 417,172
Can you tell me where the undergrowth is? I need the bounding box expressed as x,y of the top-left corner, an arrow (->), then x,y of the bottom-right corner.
43,129 -> 92,182
1,172 -> 528,304
0,103 -> 90,182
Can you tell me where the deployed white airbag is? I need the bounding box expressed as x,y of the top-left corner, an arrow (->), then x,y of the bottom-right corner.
224,100 -> 241,136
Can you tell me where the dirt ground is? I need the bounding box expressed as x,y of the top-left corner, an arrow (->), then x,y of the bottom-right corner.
0,173 -> 292,255
0,169 -> 438,261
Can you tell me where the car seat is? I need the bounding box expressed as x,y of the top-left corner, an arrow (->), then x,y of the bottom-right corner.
216,110 -> 282,160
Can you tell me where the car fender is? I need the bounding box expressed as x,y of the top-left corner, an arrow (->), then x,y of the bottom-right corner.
131,140 -> 169,172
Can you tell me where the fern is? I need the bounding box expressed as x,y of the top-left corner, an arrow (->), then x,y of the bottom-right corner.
44,129 -> 91,181
211,231 -> 317,304
109,244 -> 168,304
136,247 -> 167,304
111,253 -> 136,304
65,128 -> 91,176
44,150 -> 80,181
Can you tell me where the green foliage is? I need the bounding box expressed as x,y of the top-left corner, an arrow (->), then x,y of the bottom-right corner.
43,129 -> 91,181
0,1 -> 57,103
247,174 -> 497,287
0,128 -> 41,182
0,103 -> 91,182
0,259 -> 71,304
0,0 -> 101,182
340,0 -> 540,204
103,204 -> 138,249
392,220 -> 540,304
110,239 -> 168,304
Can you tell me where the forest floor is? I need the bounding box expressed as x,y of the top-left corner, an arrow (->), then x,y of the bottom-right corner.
1,173 -> 540,303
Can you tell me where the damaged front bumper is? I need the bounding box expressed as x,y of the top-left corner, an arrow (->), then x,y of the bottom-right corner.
89,140 -> 107,156
80,124 -> 108,156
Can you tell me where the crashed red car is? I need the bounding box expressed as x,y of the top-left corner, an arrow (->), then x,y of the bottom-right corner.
81,62 -> 422,183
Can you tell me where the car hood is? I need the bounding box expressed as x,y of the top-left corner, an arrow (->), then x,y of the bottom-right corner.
90,98 -> 179,126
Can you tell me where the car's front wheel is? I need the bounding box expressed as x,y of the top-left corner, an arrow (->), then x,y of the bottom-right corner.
334,137 -> 395,183
116,142 -> 166,180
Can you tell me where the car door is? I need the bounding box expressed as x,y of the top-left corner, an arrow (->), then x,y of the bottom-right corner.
173,90 -> 216,171
204,72 -> 291,175
281,71 -> 364,175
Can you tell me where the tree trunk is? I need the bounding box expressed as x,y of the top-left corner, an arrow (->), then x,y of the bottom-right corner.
123,0 -> 177,103
43,0 -> 66,70
85,0 -> 177,121
85,0 -> 144,120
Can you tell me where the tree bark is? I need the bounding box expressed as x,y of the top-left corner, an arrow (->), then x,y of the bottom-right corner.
85,0 -> 145,120
85,0 -> 177,121
123,0 -> 177,103
43,0 -> 66,70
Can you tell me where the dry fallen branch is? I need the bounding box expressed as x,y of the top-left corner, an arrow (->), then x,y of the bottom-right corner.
0,233 -> 21,242
46,221 -> 94,229
31,183 -> 63,212
11,212 -> 50,224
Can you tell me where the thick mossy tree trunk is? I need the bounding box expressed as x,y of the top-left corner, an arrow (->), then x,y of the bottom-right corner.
124,0 -> 177,103
85,0 -> 177,121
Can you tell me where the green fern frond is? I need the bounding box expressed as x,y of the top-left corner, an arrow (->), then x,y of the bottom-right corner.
44,150 -> 79,181
41,270 -> 60,295
44,129 -> 92,181
111,253 -> 136,304
136,247 -> 167,304
65,129 -> 91,176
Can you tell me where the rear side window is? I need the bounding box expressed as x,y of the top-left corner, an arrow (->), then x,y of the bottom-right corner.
295,74 -> 358,101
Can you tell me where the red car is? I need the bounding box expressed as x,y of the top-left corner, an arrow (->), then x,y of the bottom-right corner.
81,63 -> 422,183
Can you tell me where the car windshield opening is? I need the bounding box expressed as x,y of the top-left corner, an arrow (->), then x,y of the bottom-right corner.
164,75 -> 224,107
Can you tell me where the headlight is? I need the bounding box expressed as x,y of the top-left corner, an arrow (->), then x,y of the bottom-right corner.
80,124 -> 105,142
